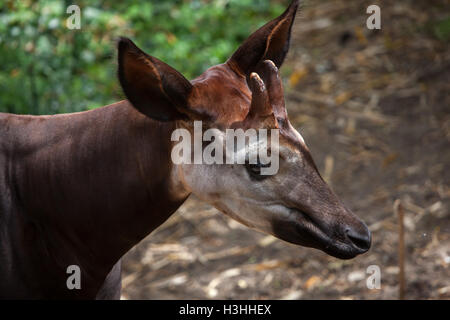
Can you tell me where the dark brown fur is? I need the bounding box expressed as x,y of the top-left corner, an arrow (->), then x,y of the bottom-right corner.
0,102 -> 186,298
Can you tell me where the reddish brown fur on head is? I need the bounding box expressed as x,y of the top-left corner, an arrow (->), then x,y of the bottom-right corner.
117,0 -> 371,259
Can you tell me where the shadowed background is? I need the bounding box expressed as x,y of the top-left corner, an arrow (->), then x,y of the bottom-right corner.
1,0 -> 449,299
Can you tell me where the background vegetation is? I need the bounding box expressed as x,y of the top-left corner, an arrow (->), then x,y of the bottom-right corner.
0,0 -> 285,115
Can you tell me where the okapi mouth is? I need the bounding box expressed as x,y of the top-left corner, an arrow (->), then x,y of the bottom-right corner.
271,207 -> 371,260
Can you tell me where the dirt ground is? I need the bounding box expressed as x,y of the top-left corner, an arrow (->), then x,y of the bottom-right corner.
121,0 -> 450,300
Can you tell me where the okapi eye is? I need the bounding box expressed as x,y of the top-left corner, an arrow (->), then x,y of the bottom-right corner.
247,163 -> 262,175
245,161 -> 271,180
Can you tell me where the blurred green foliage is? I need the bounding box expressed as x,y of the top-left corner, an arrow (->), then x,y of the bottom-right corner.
432,16 -> 450,42
0,0 -> 285,115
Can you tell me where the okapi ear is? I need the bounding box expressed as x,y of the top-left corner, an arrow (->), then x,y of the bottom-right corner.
118,37 -> 194,121
228,0 -> 299,76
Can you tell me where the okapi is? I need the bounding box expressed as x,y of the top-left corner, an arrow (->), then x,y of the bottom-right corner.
0,0 -> 370,299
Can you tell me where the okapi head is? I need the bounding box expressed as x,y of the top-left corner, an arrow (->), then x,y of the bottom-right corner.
118,0 -> 371,259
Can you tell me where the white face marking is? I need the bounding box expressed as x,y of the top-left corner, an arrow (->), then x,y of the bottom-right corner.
177,138 -> 293,234
174,122 -> 309,237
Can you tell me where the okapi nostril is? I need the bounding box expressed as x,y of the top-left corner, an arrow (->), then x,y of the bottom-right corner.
345,228 -> 371,251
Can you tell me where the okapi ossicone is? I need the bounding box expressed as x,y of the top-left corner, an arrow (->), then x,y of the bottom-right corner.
0,0 -> 370,299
